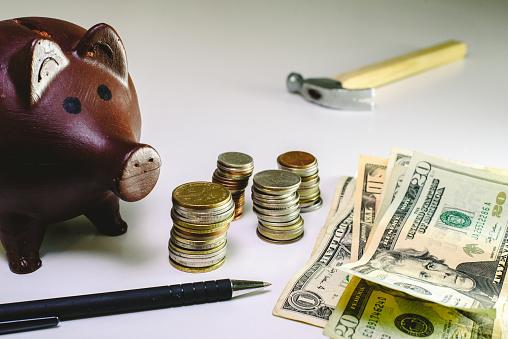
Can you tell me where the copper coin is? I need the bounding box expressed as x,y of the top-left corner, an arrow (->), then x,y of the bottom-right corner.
277,151 -> 317,169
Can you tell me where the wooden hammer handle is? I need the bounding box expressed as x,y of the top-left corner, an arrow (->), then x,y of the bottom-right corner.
332,40 -> 467,89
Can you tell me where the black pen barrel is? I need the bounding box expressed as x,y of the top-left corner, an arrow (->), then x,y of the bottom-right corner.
0,279 -> 232,321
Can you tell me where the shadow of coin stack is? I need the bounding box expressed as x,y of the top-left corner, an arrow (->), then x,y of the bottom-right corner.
212,152 -> 254,220
169,182 -> 234,273
252,169 -> 304,243
277,151 -> 323,212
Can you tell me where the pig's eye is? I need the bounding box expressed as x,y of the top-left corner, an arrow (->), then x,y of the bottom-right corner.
97,84 -> 112,101
63,97 -> 81,114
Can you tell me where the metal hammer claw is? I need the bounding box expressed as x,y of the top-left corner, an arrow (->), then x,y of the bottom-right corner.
287,40 -> 467,110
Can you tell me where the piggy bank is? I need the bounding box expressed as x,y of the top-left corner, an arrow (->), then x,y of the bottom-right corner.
0,17 -> 162,274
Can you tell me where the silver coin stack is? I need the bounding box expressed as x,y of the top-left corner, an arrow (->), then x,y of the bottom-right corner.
251,169 -> 304,243
212,152 -> 254,221
169,182 -> 234,273
277,151 -> 323,212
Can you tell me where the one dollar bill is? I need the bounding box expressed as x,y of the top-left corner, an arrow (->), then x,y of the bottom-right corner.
273,177 -> 355,327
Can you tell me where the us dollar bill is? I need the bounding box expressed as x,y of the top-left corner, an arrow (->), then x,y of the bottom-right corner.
378,147 -> 412,211
341,152 -> 508,310
273,187 -> 355,327
324,276 -> 495,339
313,176 -> 356,256
352,155 -> 388,261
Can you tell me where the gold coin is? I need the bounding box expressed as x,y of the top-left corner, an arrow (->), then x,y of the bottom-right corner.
172,181 -> 231,210
172,227 -> 225,241
257,224 -> 304,241
277,151 -> 317,169
169,256 -> 226,273
172,222 -> 230,236
171,228 -> 227,246
256,229 -> 303,244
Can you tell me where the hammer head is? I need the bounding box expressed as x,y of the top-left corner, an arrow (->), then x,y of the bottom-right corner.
287,73 -> 375,111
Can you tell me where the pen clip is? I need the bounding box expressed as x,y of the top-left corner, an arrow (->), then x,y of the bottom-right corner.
0,316 -> 59,335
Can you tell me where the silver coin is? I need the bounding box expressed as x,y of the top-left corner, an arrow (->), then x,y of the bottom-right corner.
253,170 -> 301,193
169,241 -> 227,259
277,163 -> 318,178
300,170 -> 319,180
253,207 -> 301,223
218,152 -> 254,170
174,198 -> 234,217
172,208 -> 235,225
257,215 -> 303,228
253,202 -> 300,216
173,196 -> 234,214
252,196 -> 300,209
300,197 -> 323,212
254,185 -> 300,196
298,176 -> 320,189
259,217 -> 304,231
170,232 -> 227,251
169,250 -> 226,267
251,185 -> 295,200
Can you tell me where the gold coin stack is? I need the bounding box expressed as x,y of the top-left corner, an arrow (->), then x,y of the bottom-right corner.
212,152 -> 254,220
251,169 -> 304,244
277,151 -> 323,212
169,182 -> 234,273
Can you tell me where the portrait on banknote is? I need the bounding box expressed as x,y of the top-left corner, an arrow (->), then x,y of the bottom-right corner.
354,248 -> 501,308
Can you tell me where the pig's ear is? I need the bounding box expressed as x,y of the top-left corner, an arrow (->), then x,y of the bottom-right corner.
29,39 -> 70,105
76,23 -> 128,84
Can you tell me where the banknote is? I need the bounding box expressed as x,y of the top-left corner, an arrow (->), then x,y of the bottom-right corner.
323,276 -> 495,339
370,148 -> 508,251
366,164 -> 408,251
313,176 -> 356,256
273,196 -> 354,327
351,155 -> 388,261
378,147 -> 412,207
326,176 -> 356,226
342,152 -> 508,310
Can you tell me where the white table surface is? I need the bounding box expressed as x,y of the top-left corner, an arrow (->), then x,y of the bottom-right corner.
1,1 -> 508,338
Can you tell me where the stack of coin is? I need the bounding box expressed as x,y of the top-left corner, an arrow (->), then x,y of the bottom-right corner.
212,152 -> 254,220
251,169 -> 304,243
169,182 -> 234,273
277,151 -> 323,212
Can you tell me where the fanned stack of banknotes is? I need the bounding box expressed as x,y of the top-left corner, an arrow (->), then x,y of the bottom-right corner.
273,147 -> 508,338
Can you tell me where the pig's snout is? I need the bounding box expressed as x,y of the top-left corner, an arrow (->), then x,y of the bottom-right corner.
115,145 -> 161,202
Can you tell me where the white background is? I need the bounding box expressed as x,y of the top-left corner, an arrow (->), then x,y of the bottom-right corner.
1,1 -> 508,338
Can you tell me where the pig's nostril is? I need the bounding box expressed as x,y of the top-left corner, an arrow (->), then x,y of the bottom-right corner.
117,146 -> 161,202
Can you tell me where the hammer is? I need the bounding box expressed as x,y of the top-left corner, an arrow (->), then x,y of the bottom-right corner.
287,40 -> 467,110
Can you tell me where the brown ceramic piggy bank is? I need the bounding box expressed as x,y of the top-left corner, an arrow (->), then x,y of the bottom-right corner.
0,17 -> 162,274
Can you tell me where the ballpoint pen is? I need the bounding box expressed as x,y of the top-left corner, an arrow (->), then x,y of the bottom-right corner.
0,279 -> 270,335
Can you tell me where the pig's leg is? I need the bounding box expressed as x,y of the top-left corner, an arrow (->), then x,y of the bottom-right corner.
0,214 -> 45,274
85,193 -> 128,236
